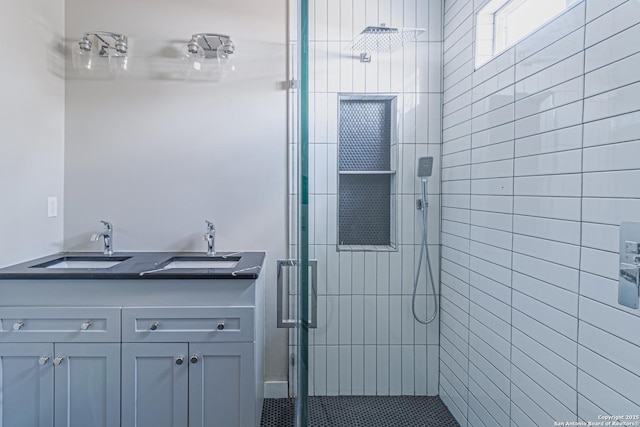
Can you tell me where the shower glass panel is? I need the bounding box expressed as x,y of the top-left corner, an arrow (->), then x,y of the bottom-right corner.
294,0 -> 310,425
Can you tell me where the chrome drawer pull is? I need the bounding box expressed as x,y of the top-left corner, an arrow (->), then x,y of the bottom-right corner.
12,322 -> 24,331
150,322 -> 158,331
81,321 -> 92,330
39,356 -> 50,365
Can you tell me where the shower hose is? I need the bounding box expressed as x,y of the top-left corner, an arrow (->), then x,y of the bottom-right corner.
412,179 -> 438,324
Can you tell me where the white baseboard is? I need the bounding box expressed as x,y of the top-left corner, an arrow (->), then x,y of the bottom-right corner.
264,381 -> 288,398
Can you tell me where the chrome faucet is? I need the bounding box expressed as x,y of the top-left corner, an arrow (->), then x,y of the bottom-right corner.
91,220 -> 113,256
204,220 -> 215,256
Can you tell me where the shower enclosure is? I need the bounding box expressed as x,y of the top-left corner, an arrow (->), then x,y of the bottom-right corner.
279,0 -> 444,425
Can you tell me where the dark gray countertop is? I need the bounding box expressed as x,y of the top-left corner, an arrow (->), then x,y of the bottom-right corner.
0,251 -> 265,280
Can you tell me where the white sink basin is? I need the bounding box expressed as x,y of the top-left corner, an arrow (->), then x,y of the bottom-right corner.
45,259 -> 125,269
31,256 -> 131,269
163,260 -> 239,269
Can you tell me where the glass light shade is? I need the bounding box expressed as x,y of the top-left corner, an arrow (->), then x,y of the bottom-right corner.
108,53 -> 129,74
72,42 -> 94,70
181,42 -> 205,71
216,40 -> 235,59
114,37 -> 128,54
217,50 -> 236,75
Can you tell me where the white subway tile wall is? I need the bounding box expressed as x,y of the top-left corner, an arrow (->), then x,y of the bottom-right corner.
289,0 -> 444,396
440,0 -> 640,426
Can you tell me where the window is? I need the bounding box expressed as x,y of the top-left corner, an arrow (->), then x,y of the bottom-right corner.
476,0 -> 578,68
337,95 -> 397,251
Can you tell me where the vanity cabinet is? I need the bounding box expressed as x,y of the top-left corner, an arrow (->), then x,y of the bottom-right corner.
122,342 -> 254,427
121,306 -> 256,427
0,307 -> 121,427
0,268 -> 265,427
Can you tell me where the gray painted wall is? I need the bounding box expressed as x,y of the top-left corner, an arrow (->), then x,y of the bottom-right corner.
0,1 -> 65,268
63,0 -> 289,382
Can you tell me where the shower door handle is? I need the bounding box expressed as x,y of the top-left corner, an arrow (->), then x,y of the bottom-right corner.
276,259 -> 296,329
277,259 -> 317,329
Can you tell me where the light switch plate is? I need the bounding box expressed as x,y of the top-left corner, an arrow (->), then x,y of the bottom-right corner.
47,197 -> 57,218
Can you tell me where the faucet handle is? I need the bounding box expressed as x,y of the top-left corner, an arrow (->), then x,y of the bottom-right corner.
205,220 -> 215,232
100,221 -> 112,231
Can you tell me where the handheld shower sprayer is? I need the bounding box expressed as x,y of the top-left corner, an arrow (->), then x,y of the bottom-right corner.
413,156 -> 438,324
417,156 -> 434,181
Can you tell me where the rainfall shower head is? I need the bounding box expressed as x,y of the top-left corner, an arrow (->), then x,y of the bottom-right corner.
347,24 -> 425,62
417,157 -> 433,180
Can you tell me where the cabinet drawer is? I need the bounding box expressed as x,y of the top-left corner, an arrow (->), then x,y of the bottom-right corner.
0,307 -> 121,343
122,307 -> 254,343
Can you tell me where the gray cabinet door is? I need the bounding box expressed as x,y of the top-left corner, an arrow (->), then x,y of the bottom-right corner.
188,342 -> 254,427
122,343 -> 189,427
53,343 -> 120,427
0,343 -> 54,427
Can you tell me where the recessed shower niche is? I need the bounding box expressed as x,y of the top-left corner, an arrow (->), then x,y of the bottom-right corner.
337,95 -> 397,250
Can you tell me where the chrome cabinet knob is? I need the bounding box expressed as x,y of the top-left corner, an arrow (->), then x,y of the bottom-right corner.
39,356 -> 50,365
53,356 -> 64,366
190,355 -> 198,364
81,321 -> 92,330
176,356 -> 184,365
150,322 -> 158,331
217,322 -> 225,330
12,322 -> 24,331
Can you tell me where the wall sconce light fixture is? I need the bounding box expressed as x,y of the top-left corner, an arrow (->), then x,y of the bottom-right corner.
185,33 -> 235,59
72,31 -> 129,72
181,33 -> 235,70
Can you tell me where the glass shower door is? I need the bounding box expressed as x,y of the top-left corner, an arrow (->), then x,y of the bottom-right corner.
295,0 -> 310,424
276,0 -> 311,425
275,0 -> 324,424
